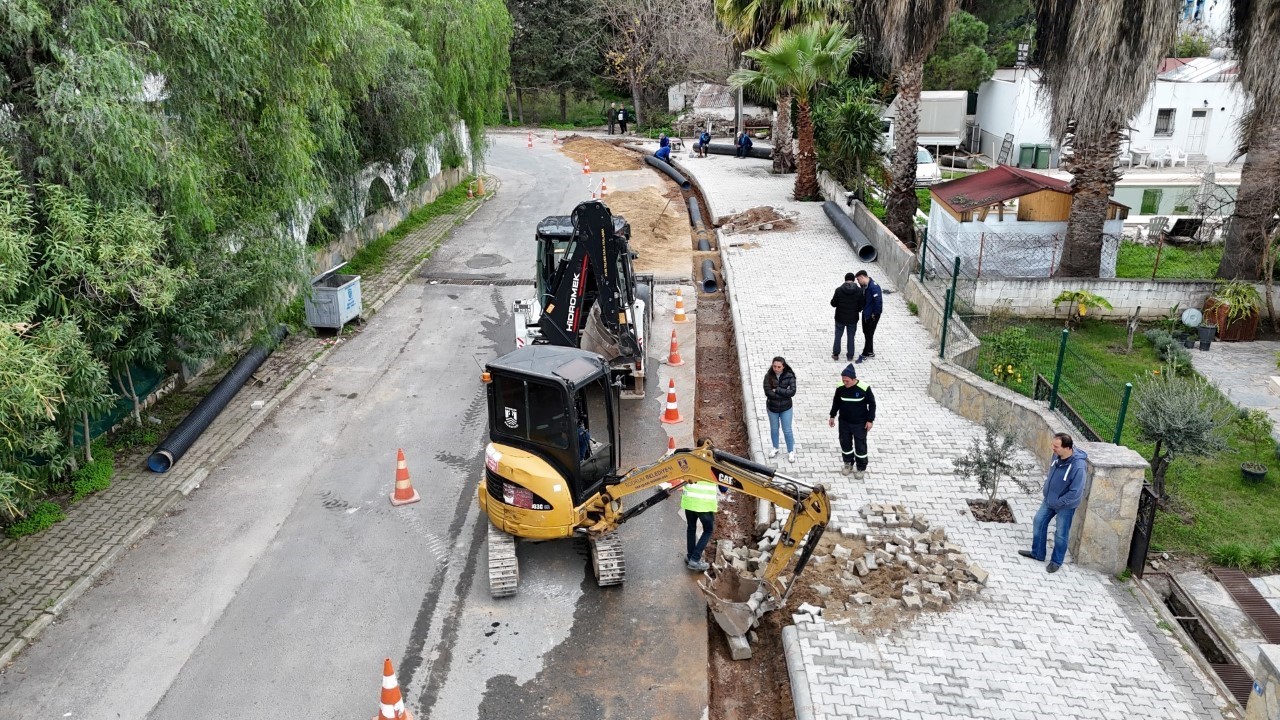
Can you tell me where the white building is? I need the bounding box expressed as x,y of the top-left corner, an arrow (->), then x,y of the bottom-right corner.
973,57 -> 1247,167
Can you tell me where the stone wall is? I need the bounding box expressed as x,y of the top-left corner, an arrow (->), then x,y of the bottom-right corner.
309,166 -> 465,274
973,276 -> 1224,320
1246,645 -> 1280,720
929,357 -> 1149,575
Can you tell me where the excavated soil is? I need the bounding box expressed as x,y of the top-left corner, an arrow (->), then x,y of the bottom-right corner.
559,135 -> 643,172
721,207 -> 797,234
697,292 -> 793,720
604,185 -> 690,278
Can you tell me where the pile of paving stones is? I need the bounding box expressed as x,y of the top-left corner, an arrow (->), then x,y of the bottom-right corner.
795,504 -> 989,625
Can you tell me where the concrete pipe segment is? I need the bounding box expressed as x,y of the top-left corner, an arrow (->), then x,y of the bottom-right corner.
700,260 -> 719,293
643,155 -> 691,189
822,200 -> 878,263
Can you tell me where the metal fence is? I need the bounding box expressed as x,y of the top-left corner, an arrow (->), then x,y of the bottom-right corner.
920,228 -> 1122,280
927,244 -> 1134,445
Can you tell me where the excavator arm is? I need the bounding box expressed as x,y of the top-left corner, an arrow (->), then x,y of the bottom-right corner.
578,440 -> 829,625
537,201 -> 641,360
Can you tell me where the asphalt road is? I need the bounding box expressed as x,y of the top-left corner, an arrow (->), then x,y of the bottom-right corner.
0,133 -> 706,720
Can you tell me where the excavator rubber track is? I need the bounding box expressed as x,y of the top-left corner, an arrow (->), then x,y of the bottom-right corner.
590,533 -> 626,586
488,521 -> 519,598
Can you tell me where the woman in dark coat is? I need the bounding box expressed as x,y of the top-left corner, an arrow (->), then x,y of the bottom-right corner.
762,356 -> 797,463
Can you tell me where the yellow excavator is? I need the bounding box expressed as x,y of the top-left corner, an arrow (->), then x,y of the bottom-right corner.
477,345 -> 831,631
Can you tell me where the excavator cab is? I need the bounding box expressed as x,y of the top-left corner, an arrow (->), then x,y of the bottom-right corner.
479,346 -> 621,543
533,214 -> 631,313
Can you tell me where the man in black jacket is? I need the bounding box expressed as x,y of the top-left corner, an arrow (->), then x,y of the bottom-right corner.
830,272 -> 864,361
829,364 -> 875,477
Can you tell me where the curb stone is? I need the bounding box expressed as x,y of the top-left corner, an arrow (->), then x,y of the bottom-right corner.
0,176 -> 497,669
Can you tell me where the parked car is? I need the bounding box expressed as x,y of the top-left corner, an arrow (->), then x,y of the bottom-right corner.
914,146 -> 941,186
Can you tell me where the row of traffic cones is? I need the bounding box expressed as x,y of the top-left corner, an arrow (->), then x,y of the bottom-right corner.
526,130 -> 563,147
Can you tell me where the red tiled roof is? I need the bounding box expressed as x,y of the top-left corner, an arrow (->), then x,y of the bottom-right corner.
930,165 -> 1071,214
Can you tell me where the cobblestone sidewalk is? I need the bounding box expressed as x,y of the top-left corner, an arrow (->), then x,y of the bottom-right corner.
678,155 -> 1231,720
0,178 -> 496,666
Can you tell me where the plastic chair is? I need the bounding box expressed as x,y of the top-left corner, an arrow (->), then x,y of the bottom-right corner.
1168,147 -> 1189,167
1149,148 -> 1170,168
1116,149 -> 1134,168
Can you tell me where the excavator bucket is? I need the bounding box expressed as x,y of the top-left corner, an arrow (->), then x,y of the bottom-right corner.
698,565 -> 776,637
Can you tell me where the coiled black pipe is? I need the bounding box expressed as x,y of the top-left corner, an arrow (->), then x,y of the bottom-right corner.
701,260 -> 719,293
698,238 -> 711,251
686,196 -> 705,231
643,155 -> 691,189
822,201 -> 879,263
148,325 -> 289,473
704,143 -> 772,160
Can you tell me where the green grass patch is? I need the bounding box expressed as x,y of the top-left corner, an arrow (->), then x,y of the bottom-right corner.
1115,240 -> 1222,280
71,444 -> 114,502
971,318 -> 1280,558
5,501 -> 67,539
343,178 -> 476,278
865,194 -> 886,220
915,188 -> 932,215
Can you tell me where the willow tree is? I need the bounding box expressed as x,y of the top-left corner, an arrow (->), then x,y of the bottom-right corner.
854,0 -> 959,245
716,0 -> 842,174
730,24 -> 863,200
1216,1 -> 1280,280
1034,0 -> 1179,277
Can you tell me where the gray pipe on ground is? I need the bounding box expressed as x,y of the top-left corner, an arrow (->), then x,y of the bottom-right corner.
643,155 -> 691,189
148,325 -> 289,473
698,238 -> 711,251
701,260 -> 719,293
822,201 -> 878,263
703,143 -> 772,160
686,196 -> 705,231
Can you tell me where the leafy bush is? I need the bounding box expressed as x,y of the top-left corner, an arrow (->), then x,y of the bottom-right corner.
1143,329 -> 1193,374
1236,409 -> 1274,466
907,301 -> 918,315
953,417 -> 1036,513
72,445 -> 114,502
1052,290 -> 1112,327
1132,371 -> 1233,499
1245,544 -> 1278,572
986,327 -> 1031,386
5,501 -> 67,539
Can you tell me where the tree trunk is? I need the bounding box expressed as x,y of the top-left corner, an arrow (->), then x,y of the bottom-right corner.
1057,130 -> 1121,277
125,364 -> 142,425
1217,112 -> 1280,280
1150,439 -> 1167,500
886,58 -> 925,246
559,88 -> 568,124
82,410 -> 92,463
630,79 -> 644,130
793,99 -> 820,201
773,90 -> 797,174
505,87 -> 514,124
516,88 -> 525,126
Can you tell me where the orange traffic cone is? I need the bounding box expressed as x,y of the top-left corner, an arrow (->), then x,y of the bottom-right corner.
373,658 -> 413,720
672,289 -> 688,324
666,330 -> 683,366
467,182 -> 474,199
527,131 -> 533,149
600,177 -> 608,196
661,379 -> 683,424
390,449 -> 420,506
476,177 -> 486,195
583,157 -> 591,175
552,129 -> 560,145
665,436 -> 676,456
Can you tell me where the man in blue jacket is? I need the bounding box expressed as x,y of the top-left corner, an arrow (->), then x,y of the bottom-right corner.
695,128 -> 712,158
855,270 -> 882,363
735,131 -> 753,158
655,134 -> 672,162
1019,433 -> 1088,573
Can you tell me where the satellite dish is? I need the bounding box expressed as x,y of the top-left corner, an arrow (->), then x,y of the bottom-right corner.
1181,308 -> 1204,328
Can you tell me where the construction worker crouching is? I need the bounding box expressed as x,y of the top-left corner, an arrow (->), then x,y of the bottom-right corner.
828,364 -> 876,478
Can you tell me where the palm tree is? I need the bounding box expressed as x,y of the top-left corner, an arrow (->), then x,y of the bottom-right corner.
729,23 -> 863,200
813,77 -> 889,197
853,0 -> 960,245
1033,0 -> 1178,277
1215,1 -> 1280,281
715,0 -> 842,174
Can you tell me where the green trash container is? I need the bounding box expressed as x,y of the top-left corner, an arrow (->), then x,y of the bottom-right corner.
1034,143 -> 1052,169
1018,144 -> 1035,169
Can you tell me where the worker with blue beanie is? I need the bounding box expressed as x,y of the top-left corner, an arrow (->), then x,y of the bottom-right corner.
829,364 -> 876,477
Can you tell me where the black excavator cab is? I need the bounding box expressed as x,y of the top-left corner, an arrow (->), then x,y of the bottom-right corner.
485,346 -> 621,505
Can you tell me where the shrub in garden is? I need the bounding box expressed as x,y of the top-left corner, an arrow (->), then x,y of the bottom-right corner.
986,327 -> 1031,387
1132,371 -> 1233,500
4,501 -> 66,539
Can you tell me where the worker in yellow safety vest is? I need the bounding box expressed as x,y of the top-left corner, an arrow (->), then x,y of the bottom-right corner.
680,480 -> 725,571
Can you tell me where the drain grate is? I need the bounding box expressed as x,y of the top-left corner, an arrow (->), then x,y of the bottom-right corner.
421,275 -> 533,287
1210,663 -> 1255,706
1212,566 -> 1280,643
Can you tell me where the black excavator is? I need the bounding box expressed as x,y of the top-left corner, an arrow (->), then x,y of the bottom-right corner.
512,200 -> 655,399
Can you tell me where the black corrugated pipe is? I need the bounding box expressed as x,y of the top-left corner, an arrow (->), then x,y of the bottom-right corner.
704,143 -> 772,160
698,238 -> 711,251
148,325 -> 289,473
823,201 -> 879,263
643,155 -> 691,189
686,196 -> 705,231
701,260 -> 719,293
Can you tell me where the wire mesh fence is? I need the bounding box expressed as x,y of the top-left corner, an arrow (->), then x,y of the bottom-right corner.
920,229 -> 1122,280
